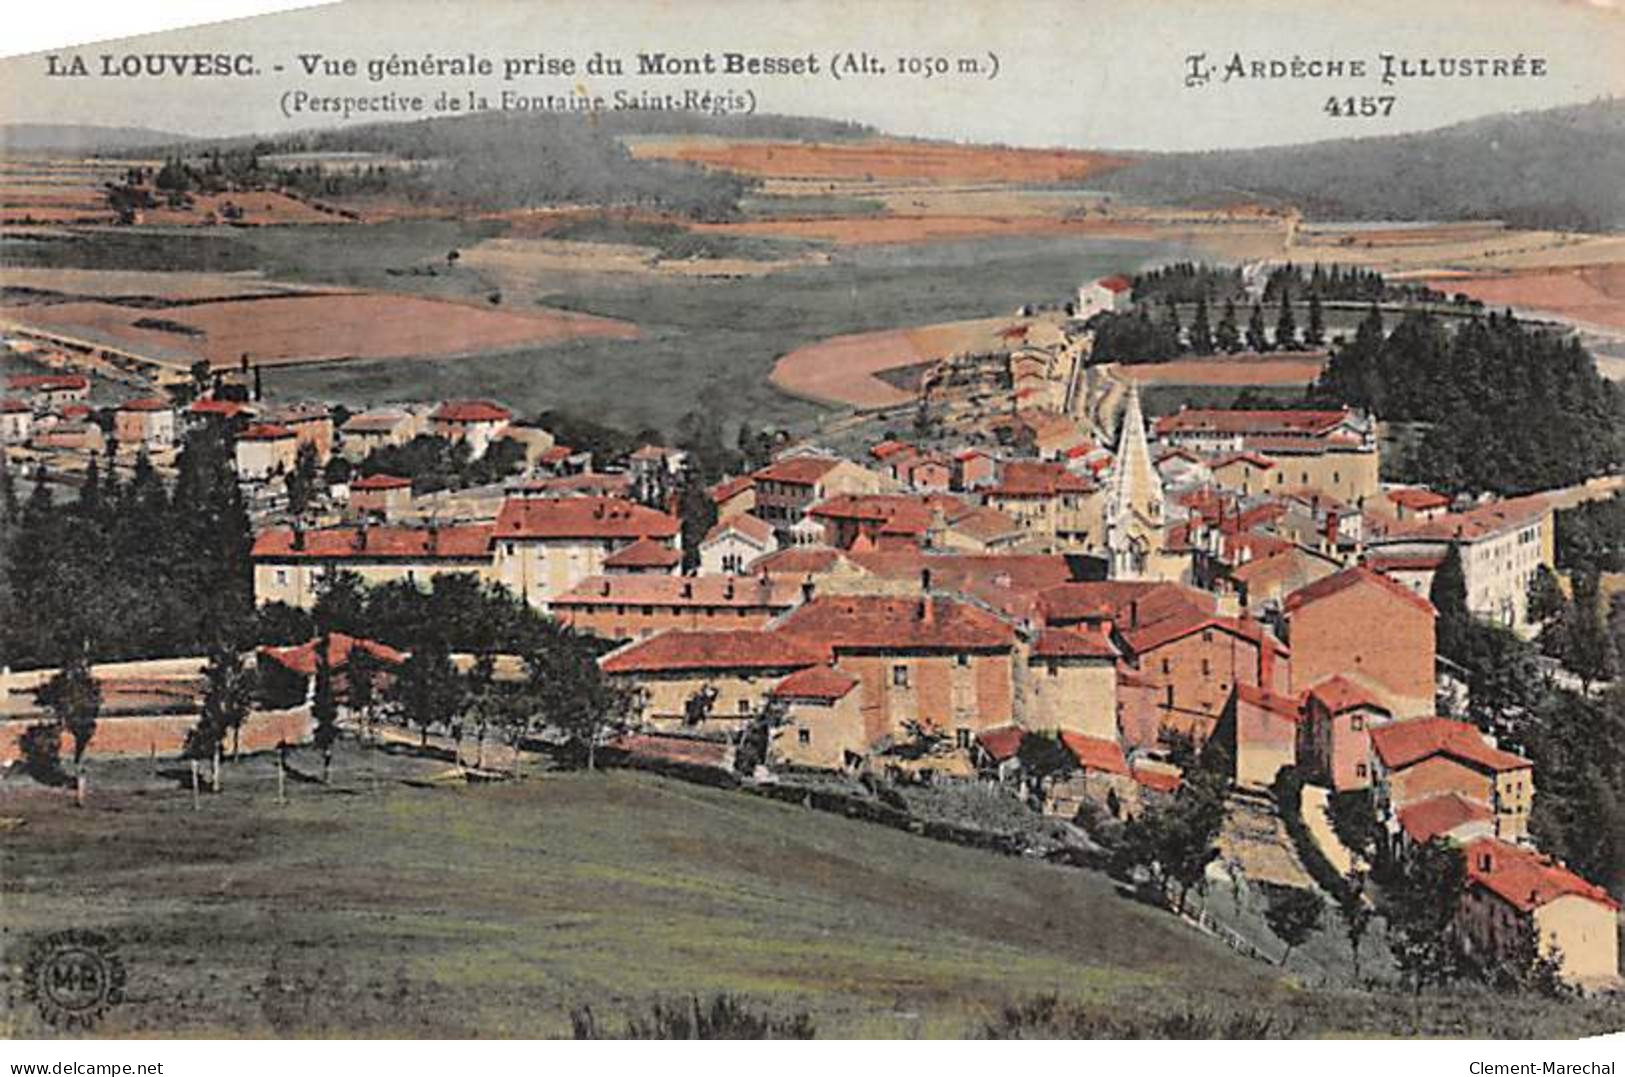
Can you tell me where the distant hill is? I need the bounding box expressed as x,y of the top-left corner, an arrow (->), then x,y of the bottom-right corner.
0,123 -> 191,153
1092,98 -> 1625,231
137,111 -> 877,220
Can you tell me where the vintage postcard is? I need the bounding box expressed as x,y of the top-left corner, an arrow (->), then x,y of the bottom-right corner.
1,0 -> 1623,1056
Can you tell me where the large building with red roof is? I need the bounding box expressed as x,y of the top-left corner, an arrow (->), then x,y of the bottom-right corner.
251,521 -> 495,608
1370,716 -> 1534,841
1364,493 -> 1554,635
1284,566 -> 1436,719
113,397 -> 176,453
429,400 -> 513,459
491,496 -> 679,606
774,592 -> 1018,747
1457,837 -> 1619,985
551,573 -> 806,640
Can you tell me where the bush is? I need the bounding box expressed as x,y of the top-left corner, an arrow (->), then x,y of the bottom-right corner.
1272,766 -> 1353,901
570,994 -> 815,1039
982,995 -> 1297,1039
16,723 -> 68,787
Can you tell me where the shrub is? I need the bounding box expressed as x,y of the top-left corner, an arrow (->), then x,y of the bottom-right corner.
16,723 -> 68,787
570,993 -> 815,1039
982,995 -> 1297,1039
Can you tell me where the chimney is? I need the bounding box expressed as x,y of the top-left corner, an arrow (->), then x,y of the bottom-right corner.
800,575 -> 815,604
681,581 -> 692,599
918,596 -> 935,625
1129,599 -> 1139,628
600,579 -> 611,597
427,521 -> 440,554
291,522 -> 305,551
355,522 -> 369,552
921,566 -> 933,594
725,578 -> 735,600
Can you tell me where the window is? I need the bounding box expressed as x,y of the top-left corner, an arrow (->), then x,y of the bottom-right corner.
738,700 -> 751,715
1047,660 -> 1058,677
1201,658 -> 1211,677
505,542 -> 516,556
274,569 -> 287,586
956,728 -> 972,749
1165,686 -> 1175,708
1351,715 -> 1365,731
798,729 -> 811,746
1161,658 -> 1170,674
1355,763 -> 1367,778
957,654 -> 969,668
892,665 -> 909,688
1202,630 -> 1213,644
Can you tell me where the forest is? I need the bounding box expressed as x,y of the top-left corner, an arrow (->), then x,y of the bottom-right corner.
1315,308 -> 1624,496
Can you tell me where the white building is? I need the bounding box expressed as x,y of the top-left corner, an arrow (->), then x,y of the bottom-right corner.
699,514 -> 778,575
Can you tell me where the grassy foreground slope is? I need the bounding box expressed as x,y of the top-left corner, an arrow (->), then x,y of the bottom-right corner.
3,765 -> 1266,1037
5,765 -> 1622,1038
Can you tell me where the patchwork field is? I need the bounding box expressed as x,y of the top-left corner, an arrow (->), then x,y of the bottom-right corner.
0,266 -> 310,302
0,291 -> 638,369
628,136 -> 1134,184
1420,263 -> 1625,333
1115,354 -> 1327,388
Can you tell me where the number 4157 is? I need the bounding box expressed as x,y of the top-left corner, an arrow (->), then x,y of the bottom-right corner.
1325,95 -> 1396,117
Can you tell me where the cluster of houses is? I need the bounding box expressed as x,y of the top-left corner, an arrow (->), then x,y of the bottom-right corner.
9,279 -> 1603,986
235,370 -> 1614,984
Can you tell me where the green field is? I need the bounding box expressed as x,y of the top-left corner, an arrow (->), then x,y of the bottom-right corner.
260,231 -> 1197,435
4,750 -> 1621,1039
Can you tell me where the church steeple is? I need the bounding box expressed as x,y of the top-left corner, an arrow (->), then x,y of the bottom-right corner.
1105,382 -> 1166,578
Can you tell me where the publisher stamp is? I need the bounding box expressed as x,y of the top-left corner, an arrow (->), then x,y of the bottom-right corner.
22,929 -> 128,1031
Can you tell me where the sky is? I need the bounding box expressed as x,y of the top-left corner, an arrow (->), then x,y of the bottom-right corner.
0,0 -> 1621,151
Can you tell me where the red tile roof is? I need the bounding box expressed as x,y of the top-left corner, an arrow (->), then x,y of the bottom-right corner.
748,546 -> 848,576
709,474 -> 755,503
984,460 -> 1095,498
1463,837 -> 1619,913
341,409 -> 410,432
1059,731 -> 1129,775
600,630 -> 820,674
602,537 -> 682,569
703,513 -> 776,547
1155,408 -> 1352,438
1210,451 -> 1276,471
350,473 -> 412,491
772,665 -> 858,701
1123,609 -> 1285,658
1397,794 -> 1492,845
754,455 -> 843,485
1131,759 -> 1182,793
258,632 -> 406,676
432,400 -> 512,423
1387,487 -> 1452,511
190,398 -> 253,418
1032,627 -> 1119,660
1388,494 -> 1551,543
1305,675 -> 1391,716
975,725 -> 1025,763
495,496 -> 678,541
1284,565 -> 1436,618
1096,275 -> 1132,294
251,522 -> 493,560
0,397 -> 28,413
870,439 -> 916,460
1365,552 -> 1446,573
238,423 -> 295,441
118,396 -> 171,412
554,574 -> 804,609
1370,717 -> 1532,774
1232,682 -> 1302,721
776,595 -> 1016,653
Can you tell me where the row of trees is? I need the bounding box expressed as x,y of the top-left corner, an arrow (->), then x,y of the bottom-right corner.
1087,289 -> 1326,365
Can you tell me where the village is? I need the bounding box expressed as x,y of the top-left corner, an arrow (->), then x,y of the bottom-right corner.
2,264 -> 1622,1003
